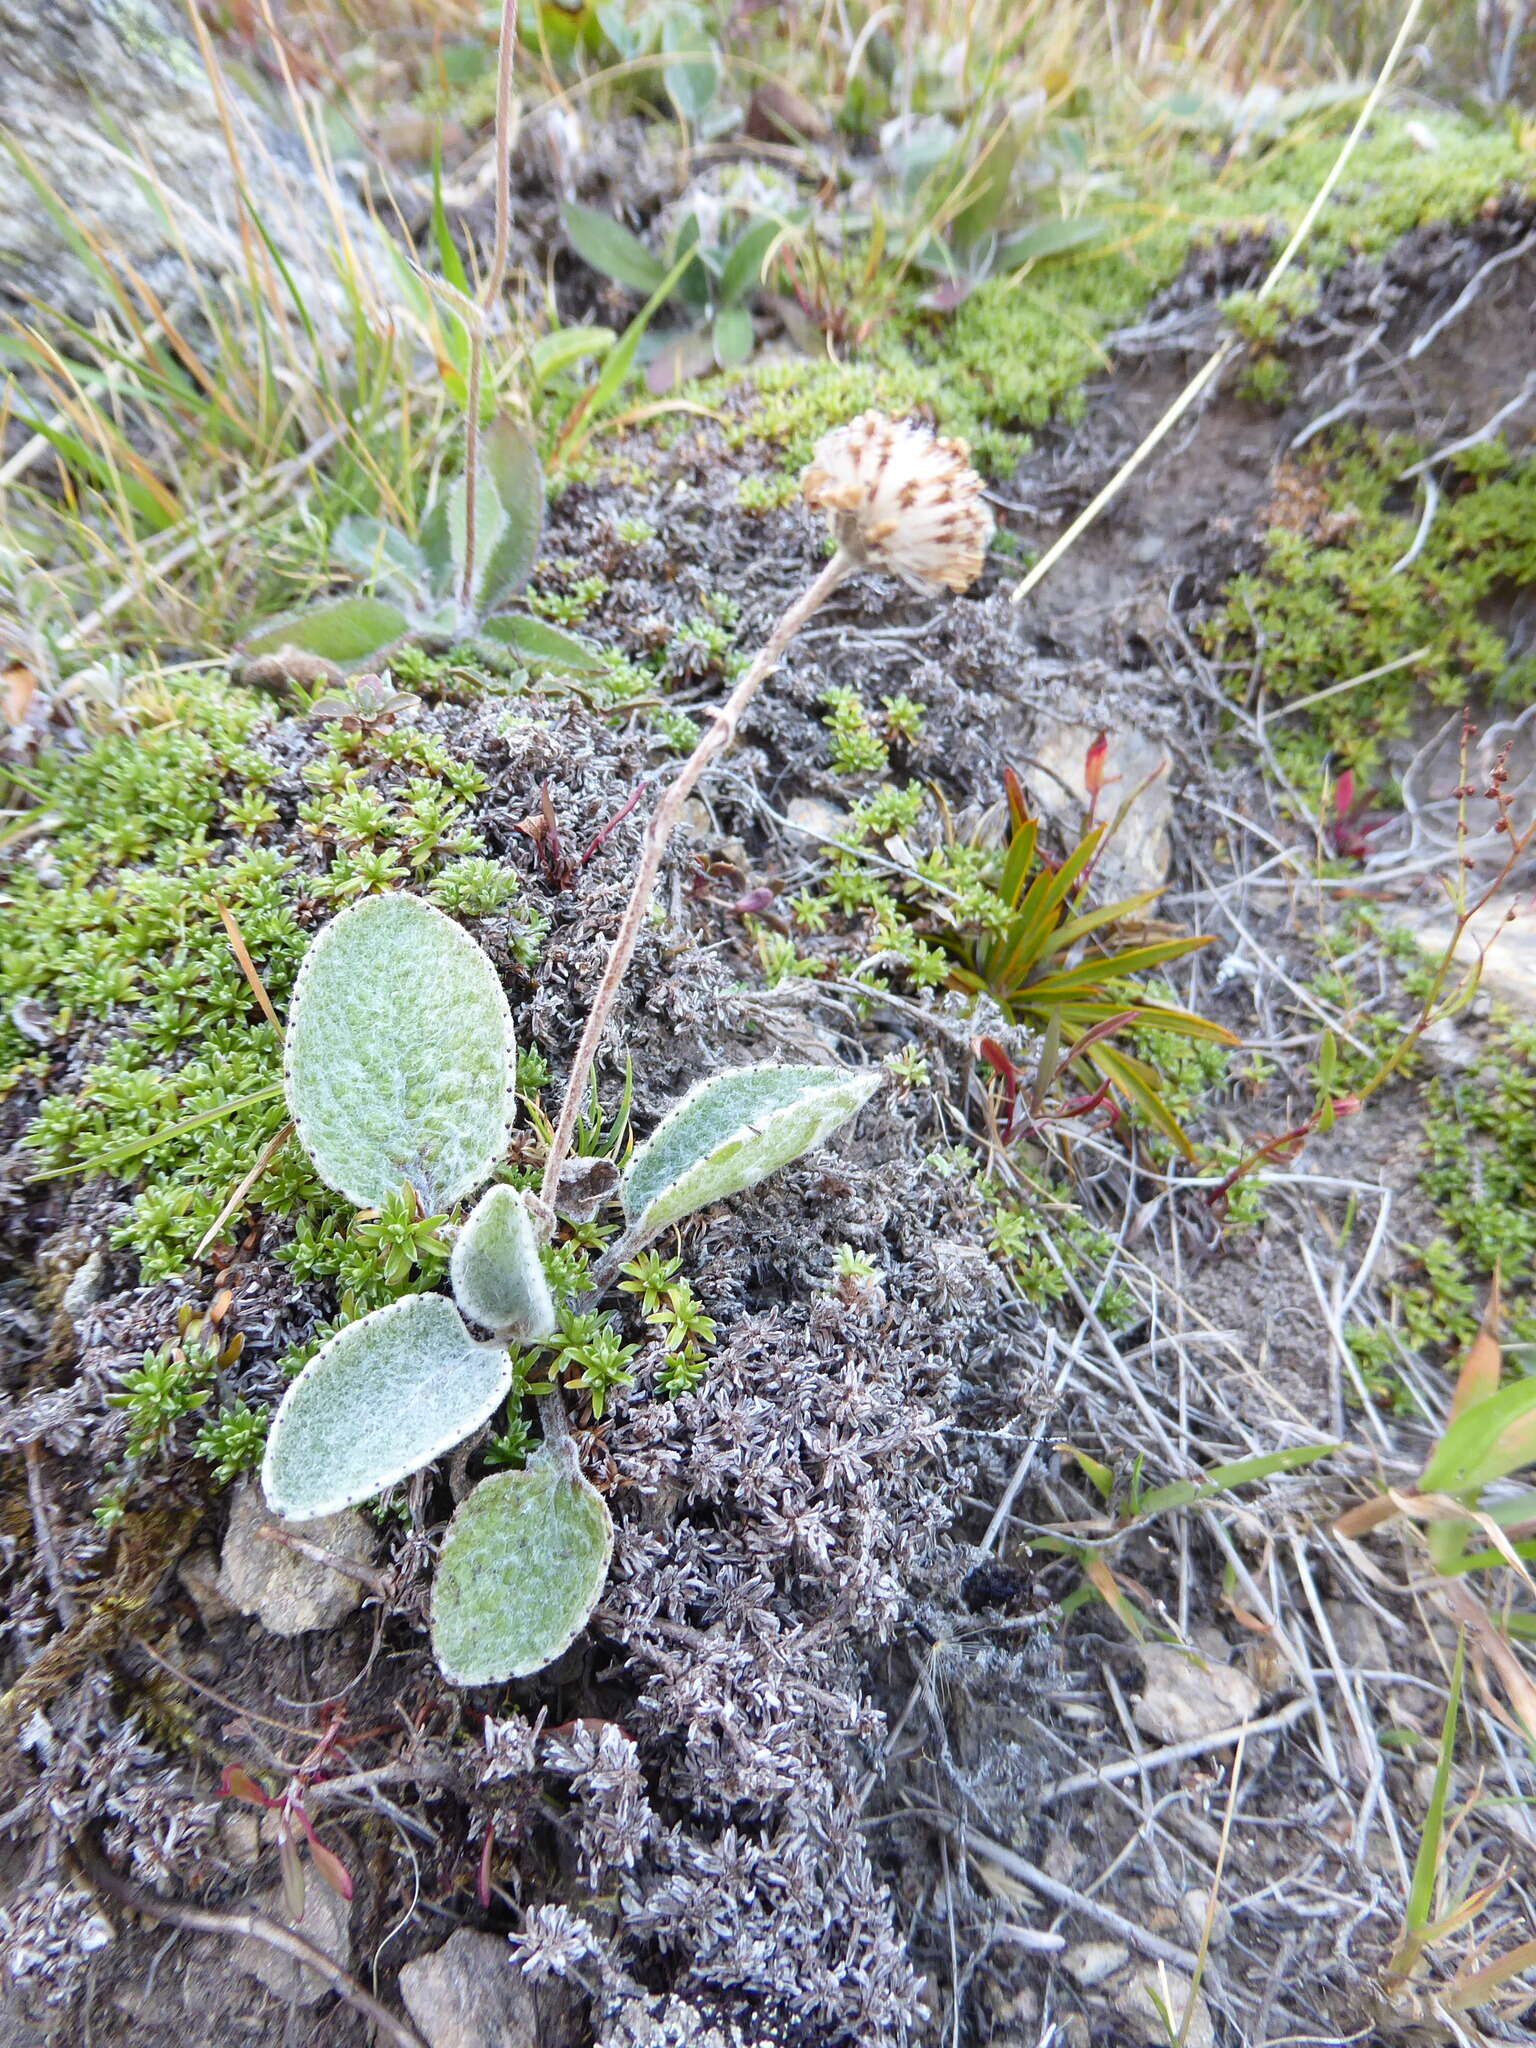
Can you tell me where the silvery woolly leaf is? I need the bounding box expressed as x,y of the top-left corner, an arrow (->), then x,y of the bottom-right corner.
451,1183 -> 556,1341
477,612 -> 607,674
240,596 -> 413,668
262,1293 -> 511,1521
284,893 -> 516,1212
328,515 -> 426,605
476,416 -> 545,611
621,1063 -> 882,1237
430,1450 -> 613,1685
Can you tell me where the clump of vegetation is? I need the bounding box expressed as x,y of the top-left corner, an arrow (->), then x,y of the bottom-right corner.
1213,433 -> 1536,783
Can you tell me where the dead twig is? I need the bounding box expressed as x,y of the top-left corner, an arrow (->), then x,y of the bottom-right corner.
70,1833 -> 429,2048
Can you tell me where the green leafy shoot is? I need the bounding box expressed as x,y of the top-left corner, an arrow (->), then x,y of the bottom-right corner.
932,770 -> 1236,1153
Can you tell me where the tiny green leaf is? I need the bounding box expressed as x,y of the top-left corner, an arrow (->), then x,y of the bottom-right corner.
561,200 -> 669,296
621,1064 -> 883,1237
997,217 -> 1111,267
718,216 -> 782,306
262,1293 -> 511,1520
662,6 -> 719,125
451,1184 -> 556,1341
529,325 -> 617,385
284,893 -> 516,1212
240,596 -> 413,667
430,1450 -> 613,1684
478,613 -> 607,673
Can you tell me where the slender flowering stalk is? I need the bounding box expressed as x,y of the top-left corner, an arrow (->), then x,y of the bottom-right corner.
459,0 -> 519,616
538,413 -> 993,1216
538,546 -> 855,1208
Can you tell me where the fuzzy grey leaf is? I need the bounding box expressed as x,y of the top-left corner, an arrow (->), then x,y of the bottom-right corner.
240,596 -> 413,667
451,1184 -> 556,1340
431,1451 -> 613,1685
262,1294 -> 512,1521
478,613 -> 607,673
284,893 -> 516,1212
329,516 -> 426,604
476,416 -> 545,610
621,1063 -> 883,1236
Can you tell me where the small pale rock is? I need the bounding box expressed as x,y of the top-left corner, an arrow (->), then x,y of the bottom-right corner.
1397,889 -> 1536,1014
60,1250 -> 107,1321
178,1546 -> 240,1627
1134,1643 -> 1262,1745
218,1480 -> 375,1637
217,1808 -> 263,1867
1061,1939 -> 1128,1987
234,1872 -> 351,2007
786,795 -> 852,842
1179,1886 -> 1231,1948
399,1930 -> 579,2048
1115,1965 -> 1215,2048
1023,722 -> 1173,895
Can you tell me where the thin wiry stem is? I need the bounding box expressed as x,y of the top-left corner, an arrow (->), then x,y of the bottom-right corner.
460,0 -> 520,617
538,549 -> 855,1213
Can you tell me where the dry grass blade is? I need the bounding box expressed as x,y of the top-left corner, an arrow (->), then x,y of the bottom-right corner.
215,895 -> 283,1036
193,1122 -> 295,1261
1010,0 -> 1425,608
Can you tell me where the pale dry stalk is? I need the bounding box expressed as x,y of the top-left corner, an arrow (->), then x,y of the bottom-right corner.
538,548 -> 855,1206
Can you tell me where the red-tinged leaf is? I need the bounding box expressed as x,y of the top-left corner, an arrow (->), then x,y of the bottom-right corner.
1335,767 -> 1355,819
1450,1275 -> 1503,1421
305,1836 -> 355,1903
921,275 -> 975,312
218,1765 -> 274,1809
1083,729 -> 1110,798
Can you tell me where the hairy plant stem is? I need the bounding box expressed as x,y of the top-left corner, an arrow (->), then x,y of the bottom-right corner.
537,549 -> 854,1220
459,0 -> 519,617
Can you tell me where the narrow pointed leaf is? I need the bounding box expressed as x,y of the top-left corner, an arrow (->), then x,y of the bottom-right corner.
478,613 -> 607,673
284,893 -> 516,1212
1421,1378 -> 1536,1497
1087,1042 -> 1196,1157
1023,935 -> 1215,998
622,1064 -> 882,1237
719,215 -> 782,304
240,596 -> 412,667
451,1183 -> 556,1340
561,200 -> 669,295
998,217 -> 1112,266
431,1451 -> 613,1684
262,1293 -> 512,1520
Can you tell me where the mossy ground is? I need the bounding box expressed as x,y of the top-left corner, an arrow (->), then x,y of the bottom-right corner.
726,111 -> 1536,477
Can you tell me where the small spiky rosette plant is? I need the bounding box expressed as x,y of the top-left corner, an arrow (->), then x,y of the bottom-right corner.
801,412 -> 994,594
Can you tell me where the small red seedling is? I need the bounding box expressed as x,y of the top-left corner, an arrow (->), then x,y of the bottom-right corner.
218,1722 -> 355,1919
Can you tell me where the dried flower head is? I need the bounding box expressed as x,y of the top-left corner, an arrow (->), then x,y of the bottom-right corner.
801,413 -> 994,594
